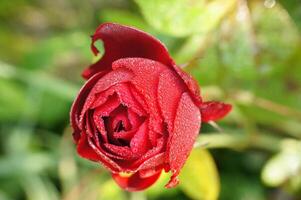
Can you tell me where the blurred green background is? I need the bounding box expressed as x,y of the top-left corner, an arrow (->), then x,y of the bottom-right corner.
0,0 -> 301,199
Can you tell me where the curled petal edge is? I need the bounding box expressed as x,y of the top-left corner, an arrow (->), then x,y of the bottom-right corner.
200,101 -> 232,123
112,169 -> 162,191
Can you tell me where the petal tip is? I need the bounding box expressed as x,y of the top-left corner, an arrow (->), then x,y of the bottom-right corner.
112,170 -> 162,191
201,101 -> 232,122
165,174 -> 179,189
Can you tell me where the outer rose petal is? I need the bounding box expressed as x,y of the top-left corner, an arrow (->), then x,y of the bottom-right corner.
83,23 -> 201,106
157,69 -> 185,133
112,170 -> 162,191
166,92 -> 201,188
173,65 -> 202,106
83,23 -> 173,79
200,101 -> 232,122
77,132 -> 122,173
77,133 -> 101,162
71,72 -> 105,142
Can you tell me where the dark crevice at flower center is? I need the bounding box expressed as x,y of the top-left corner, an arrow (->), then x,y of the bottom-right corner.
102,113 -> 131,147
96,100 -> 150,149
114,121 -> 125,132
117,138 -> 130,147
102,116 -> 114,143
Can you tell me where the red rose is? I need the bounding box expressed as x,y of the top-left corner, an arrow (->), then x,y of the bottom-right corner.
70,23 -> 231,191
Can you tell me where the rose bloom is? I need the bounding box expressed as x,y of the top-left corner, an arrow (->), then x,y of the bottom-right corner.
70,23 -> 231,191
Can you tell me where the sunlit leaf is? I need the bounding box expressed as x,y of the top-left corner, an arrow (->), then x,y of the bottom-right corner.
22,176 -> 59,200
0,153 -> 56,178
179,148 -> 220,200
100,9 -> 150,32
250,0 -> 300,76
21,32 -> 91,73
262,140 -> 301,187
174,34 -> 210,64
218,1 -> 257,80
189,45 -> 221,86
0,78 -> 26,121
279,0 -> 301,30
134,0 -> 236,37
146,171 -> 179,199
98,179 -> 126,200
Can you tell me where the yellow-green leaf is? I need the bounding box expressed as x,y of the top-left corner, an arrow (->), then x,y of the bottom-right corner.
261,139 -> 301,187
179,148 -> 220,200
134,0 -> 236,37
98,179 -> 126,200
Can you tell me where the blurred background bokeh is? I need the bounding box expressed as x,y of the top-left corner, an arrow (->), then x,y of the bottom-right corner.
1,0 -> 301,199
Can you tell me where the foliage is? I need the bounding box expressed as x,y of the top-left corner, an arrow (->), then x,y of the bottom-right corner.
0,0 -> 301,199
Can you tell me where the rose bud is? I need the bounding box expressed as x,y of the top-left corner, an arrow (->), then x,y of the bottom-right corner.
70,23 -> 231,191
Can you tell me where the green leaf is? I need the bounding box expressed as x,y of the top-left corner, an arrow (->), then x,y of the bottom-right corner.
0,190 -> 10,200
21,32 -> 91,71
98,179 -> 127,200
279,0 -> 301,30
22,176 -> 59,200
146,171 -> 179,199
193,48 -> 223,86
0,78 -> 26,121
174,34 -> 210,64
134,0 -> 236,37
220,173 -> 266,200
250,0 -> 300,76
218,2 -> 257,80
179,148 -> 220,200
261,139 -> 301,188
100,9 -> 150,32
0,61 -> 79,101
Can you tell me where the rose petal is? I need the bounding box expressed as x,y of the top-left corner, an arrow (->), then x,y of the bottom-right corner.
166,92 -> 201,188
147,128 -> 160,147
137,152 -> 166,171
129,84 -> 149,111
80,68 -> 133,118
112,169 -> 162,191
77,132 -> 121,173
112,83 -> 146,116
127,109 -> 144,129
139,166 -> 163,178
70,72 -> 105,142
85,111 -> 102,147
130,121 -> 150,156
107,106 -> 131,146
110,108 -> 131,131
113,58 -> 167,133
82,23 -> 201,106
82,23 -> 201,108
82,23 -> 173,79
91,83 -> 146,117
93,94 -> 120,117
115,136 -> 166,172
200,101 -> 232,122
92,114 -> 108,143
133,136 -> 166,169
173,64 -> 202,106
157,69 -> 185,133
103,143 -> 136,160
113,129 -> 137,141
77,133 -> 100,162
